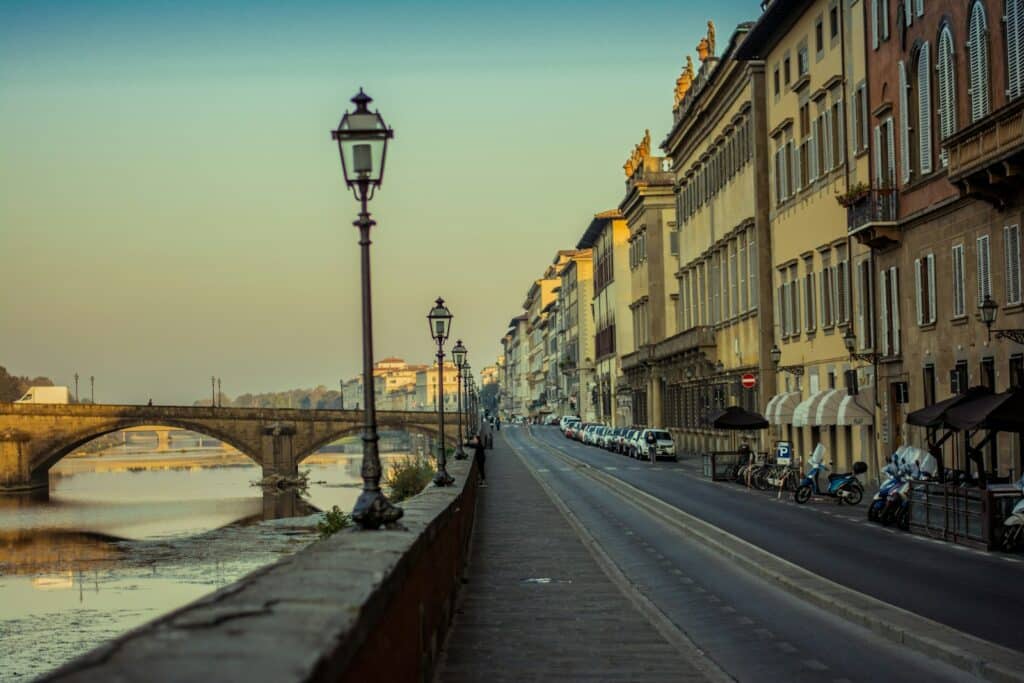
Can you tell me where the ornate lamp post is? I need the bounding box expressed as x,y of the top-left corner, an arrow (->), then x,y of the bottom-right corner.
842,327 -> 880,364
769,344 -> 806,377
331,88 -> 402,529
452,340 -> 468,459
463,361 -> 472,434
428,298 -> 455,486
979,294 -> 1024,343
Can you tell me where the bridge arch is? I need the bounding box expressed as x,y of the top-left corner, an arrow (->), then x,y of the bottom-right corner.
30,418 -> 263,477
293,420 -> 455,466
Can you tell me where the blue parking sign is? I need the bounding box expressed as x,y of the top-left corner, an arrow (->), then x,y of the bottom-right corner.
775,441 -> 792,465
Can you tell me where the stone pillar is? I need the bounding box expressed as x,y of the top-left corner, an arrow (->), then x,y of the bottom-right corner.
650,376 -> 664,428
260,423 -> 297,479
155,429 -> 171,452
0,429 -> 47,492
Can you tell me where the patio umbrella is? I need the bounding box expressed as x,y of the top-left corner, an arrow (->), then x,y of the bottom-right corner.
906,385 -> 992,428
946,388 -> 1024,432
707,405 -> 769,431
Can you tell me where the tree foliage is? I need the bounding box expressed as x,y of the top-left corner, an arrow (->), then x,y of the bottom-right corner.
0,366 -> 55,403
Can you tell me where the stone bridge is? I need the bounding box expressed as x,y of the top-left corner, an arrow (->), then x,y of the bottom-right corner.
0,403 -> 460,492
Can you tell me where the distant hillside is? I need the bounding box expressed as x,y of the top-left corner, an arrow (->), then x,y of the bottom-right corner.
0,366 -> 55,402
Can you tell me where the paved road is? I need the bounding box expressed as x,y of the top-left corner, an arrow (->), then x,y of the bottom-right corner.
436,430 -> 712,682
504,427 -> 980,683
530,425 -> 1024,653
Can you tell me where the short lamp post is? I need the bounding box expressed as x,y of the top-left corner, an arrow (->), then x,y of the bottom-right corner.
452,339 -> 468,459
331,88 -> 402,529
428,298 -> 455,486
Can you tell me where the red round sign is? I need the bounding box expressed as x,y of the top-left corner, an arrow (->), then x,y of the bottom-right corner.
741,373 -> 757,389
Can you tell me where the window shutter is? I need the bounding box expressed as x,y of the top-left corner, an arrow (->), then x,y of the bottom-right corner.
880,270 -> 890,355
977,234 -> 992,304
873,0 -> 880,49
914,258 -> 924,325
779,284 -> 787,336
838,261 -> 849,323
938,28 -> 958,165
1008,0 -> 1024,99
898,61 -> 912,184
824,109 -> 833,171
810,123 -> 819,181
806,273 -> 815,332
857,261 -> 867,342
915,0 -> 923,17
891,267 -> 901,354
927,253 -> 937,322
874,125 -> 883,183
918,44 -> 933,173
886,119 -> 896,185
969,3 -> 991,122
952,243 -> 966,316
1007,224 -> 1022,304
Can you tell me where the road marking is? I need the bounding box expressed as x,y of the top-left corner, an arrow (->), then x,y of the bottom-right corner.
604,466 -> 618,470
802,659 -> 828,671
535,468 -> 549,472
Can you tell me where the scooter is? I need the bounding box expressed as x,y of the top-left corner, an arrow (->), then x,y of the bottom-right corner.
794,444 -> 867,505
1001,476 -> 1024,552
868,452 -> 906,523
874,448 -> 937,529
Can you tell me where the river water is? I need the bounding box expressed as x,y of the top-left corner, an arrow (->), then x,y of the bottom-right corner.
0,442 -> 412,681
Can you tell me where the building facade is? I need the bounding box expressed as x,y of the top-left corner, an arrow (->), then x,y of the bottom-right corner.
557,250 -> 596,420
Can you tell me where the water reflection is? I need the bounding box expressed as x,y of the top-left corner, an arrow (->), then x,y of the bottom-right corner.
0,449 -> 406,681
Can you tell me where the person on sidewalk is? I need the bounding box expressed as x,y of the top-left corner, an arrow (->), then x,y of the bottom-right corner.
472,434 -> 487,487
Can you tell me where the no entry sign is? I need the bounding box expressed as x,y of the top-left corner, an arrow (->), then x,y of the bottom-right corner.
741,373 -> 757,389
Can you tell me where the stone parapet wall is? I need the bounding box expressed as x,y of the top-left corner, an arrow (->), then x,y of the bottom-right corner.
41,457 -> 478,683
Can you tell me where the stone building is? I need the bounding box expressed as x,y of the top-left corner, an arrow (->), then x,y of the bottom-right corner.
618,130 -> 679,427
500,314 -> 529,418
662,21 -> 776,455
737,0 -> 875,474
577,210 -> 634,426
856,0 -> 1024,477
557,250 -> 596,421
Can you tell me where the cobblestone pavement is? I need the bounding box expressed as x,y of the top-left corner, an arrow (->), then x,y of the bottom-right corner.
435,431 -> 708,683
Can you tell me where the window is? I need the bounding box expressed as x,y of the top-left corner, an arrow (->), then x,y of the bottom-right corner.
805,260 -> 817,333
937,26 -> 958,165
923,364 -> 936,407
738,232 -> 748,312
874,117 -> 896,187
977,234 -> 992,305
830,97 -> 845,168
1011,353 -> 1024,388
729,239 -> 739,318
1007,0 -> 1024,100
917,43 -> 933,175
952,243 -> 967,317
821,258 -> 835,328
791,264 -> 801,334
816,18 -> 824,55
880,266 -> 901,355
1007,224 -> 1022,304
835,244 -> 850,324
968,2 -> 991,122
951,360 -> 969,394
749,230 -> 759,310
898,61 -> 912,184
857,259 -> 875,348
914,254 -> 937,325
784,55 -> 792,85
982,356 -> 997,389
830,4 -> 839,39
798,45 -> 810,77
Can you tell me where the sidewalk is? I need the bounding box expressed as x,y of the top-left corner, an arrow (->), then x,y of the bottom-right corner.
435,432 -> 709,683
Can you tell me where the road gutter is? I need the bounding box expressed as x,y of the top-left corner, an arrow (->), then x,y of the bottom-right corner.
505,429 -> 735,683
527,428 -> 1024,683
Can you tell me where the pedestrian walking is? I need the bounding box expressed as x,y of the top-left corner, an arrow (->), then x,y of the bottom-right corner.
472,434 -> 487,487
495,417 -> 501,431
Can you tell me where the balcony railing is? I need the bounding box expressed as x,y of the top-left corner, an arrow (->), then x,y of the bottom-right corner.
945,97 -> 1024,207
846,188 -> 898,233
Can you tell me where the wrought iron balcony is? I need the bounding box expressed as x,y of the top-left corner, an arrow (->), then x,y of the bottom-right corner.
845,187 -> 899,249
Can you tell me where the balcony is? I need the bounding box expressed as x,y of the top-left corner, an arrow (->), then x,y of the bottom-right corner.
845,187 -> 899,249
653,326 -> 715,361
945,97 -> 1024,209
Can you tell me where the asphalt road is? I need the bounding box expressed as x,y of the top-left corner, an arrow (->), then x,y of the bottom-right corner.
503,427 -> 978,683
527,425 -> 1024,653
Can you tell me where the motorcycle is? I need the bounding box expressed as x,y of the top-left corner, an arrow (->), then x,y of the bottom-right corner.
1001,476 -> 1024,552
868,447 -> 937,528
794,444 -> 867,505
868,454 -> 906,523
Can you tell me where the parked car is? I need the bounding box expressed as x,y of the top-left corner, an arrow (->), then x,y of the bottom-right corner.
564,422 -> 580,439
617,429 -> 636,454
635,429 -> 677,461
559,415 -> 581,432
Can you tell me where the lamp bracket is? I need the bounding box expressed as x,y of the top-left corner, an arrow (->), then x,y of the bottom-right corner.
994,329 -> 1024,345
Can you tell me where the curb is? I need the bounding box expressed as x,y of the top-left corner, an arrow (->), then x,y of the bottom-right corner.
528,429 -> 1024,683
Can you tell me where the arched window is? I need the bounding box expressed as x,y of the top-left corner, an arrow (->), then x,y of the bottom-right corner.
937,26 -> 957,166
918,42 -> 933,174
968,2 -> 991,122
898,60 -> 912,184
1007,0 -> 1024,99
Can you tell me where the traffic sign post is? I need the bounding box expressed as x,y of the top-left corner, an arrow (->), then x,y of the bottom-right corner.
741,373 -> 757,389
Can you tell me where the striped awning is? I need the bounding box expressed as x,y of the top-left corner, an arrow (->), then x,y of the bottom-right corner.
792,391 -> 828,427
835,392 -> 873,426
765,391 -> 802,425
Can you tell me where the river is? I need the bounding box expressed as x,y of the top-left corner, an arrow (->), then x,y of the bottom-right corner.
0,442 -> 415,681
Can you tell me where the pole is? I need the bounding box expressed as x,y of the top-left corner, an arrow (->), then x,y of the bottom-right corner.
351,184 -> 402,529
211,376 -> 216,408
74,373 -> 79,403
339,379 -> 345,410
90,376 -> 94,404
434,349 -> 453,485
454,365 -> 466,459
217,378 -> 221,407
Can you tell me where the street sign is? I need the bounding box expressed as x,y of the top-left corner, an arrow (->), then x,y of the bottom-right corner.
775,441 -> 792,465
741,373 -> 756,389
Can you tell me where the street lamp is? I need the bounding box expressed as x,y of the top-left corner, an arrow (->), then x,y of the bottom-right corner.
211,376 -> 216,407
452,340 -> 468,459
74,373 -> 79,403
217,377 -> 222,407
979,294 -> 1024,343
463,362 -> 472,434
331,88 -> 402,530
770,343 -> 805,377
843,327 -> 878,364
90,376 -> 95,404
427,297 -> 455,486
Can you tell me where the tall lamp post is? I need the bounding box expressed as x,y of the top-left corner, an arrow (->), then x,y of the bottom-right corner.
331,88 -> 402,529
211,376 -> 216,407
428,298 -> 456,486
339,379 -> 345,410
74,373 -> 79,403
452,340 -> 468,459
90,376 -> 95,404
217,378 -> 222,407
462,362 -> 472,434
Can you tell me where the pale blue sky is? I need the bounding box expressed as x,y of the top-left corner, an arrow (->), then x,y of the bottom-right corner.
1,0 -> 756,404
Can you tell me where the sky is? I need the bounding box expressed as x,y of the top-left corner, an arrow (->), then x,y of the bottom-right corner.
0,0 -> 756,405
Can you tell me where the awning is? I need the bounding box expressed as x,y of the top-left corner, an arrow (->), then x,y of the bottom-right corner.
765,391 -> 801,425
906,386 -> 992,428
946,388 -> 1024,432
836,393 -> 873,426
707,405 -> 769,431
792,391 -> 828,427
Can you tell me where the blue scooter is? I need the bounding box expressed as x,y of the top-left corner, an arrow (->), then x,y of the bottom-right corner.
794,444 -> 867,505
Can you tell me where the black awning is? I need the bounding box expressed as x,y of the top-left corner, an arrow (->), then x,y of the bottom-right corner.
946,388 -> 1024,432
905,386 -> 992,428
707,405 -> 769,431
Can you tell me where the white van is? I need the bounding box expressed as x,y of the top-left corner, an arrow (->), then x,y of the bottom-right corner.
14,386 -> 71,404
